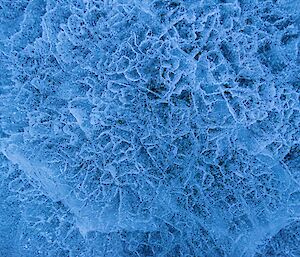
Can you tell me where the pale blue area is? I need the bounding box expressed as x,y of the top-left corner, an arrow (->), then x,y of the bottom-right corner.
0,0 -> 300,256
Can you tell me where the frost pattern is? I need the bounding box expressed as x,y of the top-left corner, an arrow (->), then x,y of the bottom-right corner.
0,0 -> 300,256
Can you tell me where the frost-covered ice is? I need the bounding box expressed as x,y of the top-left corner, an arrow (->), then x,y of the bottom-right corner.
0,0 -> 300,256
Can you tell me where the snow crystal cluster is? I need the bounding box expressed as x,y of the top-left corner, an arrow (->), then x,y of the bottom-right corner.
0,0 -> 299,256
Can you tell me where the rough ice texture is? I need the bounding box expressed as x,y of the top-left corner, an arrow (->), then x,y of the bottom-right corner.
0,0 -> 299,256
